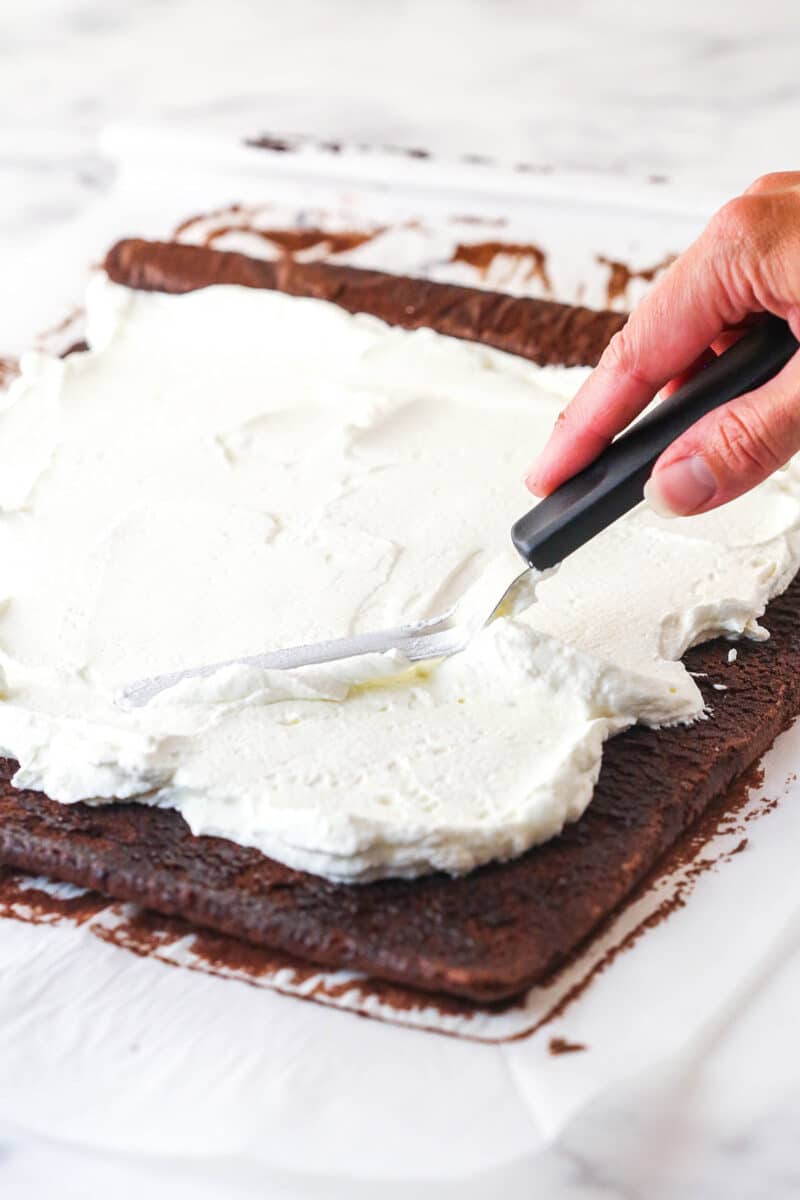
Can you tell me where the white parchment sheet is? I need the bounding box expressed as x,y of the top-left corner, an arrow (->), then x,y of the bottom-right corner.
1,127 -> 800,1184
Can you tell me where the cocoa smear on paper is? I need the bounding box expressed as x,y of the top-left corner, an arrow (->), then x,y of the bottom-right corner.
596,253 -> 676,306
173,202 -> 255,238
172,207 -> 561,308
548,1036 -> 587,1056
35,305 -> 84,348
204,226 -> 380,257
173,208 -> 559,298
0,757 -> 783,1041
172,204 -> 381,260
0,357 -> 19,389
0,871 -> 107,926
450,240 -> 552,293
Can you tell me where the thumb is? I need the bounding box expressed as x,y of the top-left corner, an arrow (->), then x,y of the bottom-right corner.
644,341 -> 800,517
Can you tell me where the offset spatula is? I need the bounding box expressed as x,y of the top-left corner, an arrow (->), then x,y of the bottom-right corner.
121,316 -> 799,708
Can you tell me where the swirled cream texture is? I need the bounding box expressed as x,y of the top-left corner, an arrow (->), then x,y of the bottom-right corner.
0,276 -> 799,881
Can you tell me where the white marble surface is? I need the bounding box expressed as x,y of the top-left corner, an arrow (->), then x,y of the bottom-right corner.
3,0 -> 800,247
3,2 -> 800,1197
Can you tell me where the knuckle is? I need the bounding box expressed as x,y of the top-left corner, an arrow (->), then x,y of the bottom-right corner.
709,195 -> 762,245
707,195 -> 785,305
600,327 -> 650,388
710,406 -> 785,478
775,186 -> 800,230
745,172 -> 787,196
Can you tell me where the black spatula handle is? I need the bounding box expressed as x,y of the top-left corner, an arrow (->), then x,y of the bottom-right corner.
511,315 -> 800,570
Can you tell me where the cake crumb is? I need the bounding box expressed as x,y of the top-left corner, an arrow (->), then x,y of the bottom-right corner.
727,648 -> 738,663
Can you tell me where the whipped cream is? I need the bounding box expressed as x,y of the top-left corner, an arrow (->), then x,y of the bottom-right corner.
0,276 -> 798,881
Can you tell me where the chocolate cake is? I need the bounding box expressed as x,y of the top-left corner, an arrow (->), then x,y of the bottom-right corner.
104,238 -> 625,366
0,238 -> 797,1002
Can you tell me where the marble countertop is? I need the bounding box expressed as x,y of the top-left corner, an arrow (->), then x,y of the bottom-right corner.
3,2 -> 800,1197
3,0 -> 800,247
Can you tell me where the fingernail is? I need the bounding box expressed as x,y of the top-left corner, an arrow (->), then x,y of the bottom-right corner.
644,456 -> 717,517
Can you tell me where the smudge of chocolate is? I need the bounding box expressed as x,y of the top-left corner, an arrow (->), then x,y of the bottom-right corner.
0,357 -> 20,389
245,135 -> 293,153
243,133 -> 558,180
173,202 -> 252,239
0,867 -> 106,926
451,241 -> 552,293
377,144 -> 430,160
548,1036 -> 587,1056
92,905 -> 193,956
171,204 -> 381,262
596,253 -> 676,306
1,299 -> 89,399
34,306 -> 85,350
203,225 -> 380,258
246,134 -> 435,163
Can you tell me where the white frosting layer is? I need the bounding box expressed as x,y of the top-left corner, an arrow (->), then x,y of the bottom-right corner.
1,277 -> 799,881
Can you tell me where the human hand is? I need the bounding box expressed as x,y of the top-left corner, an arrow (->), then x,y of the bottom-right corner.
525,173 -> 800,516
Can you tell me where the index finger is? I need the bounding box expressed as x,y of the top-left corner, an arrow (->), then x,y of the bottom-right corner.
524,197 -> 768,497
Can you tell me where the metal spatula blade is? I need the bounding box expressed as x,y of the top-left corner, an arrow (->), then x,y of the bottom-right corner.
119,316 -> 799,710
118,561 -> 539,709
